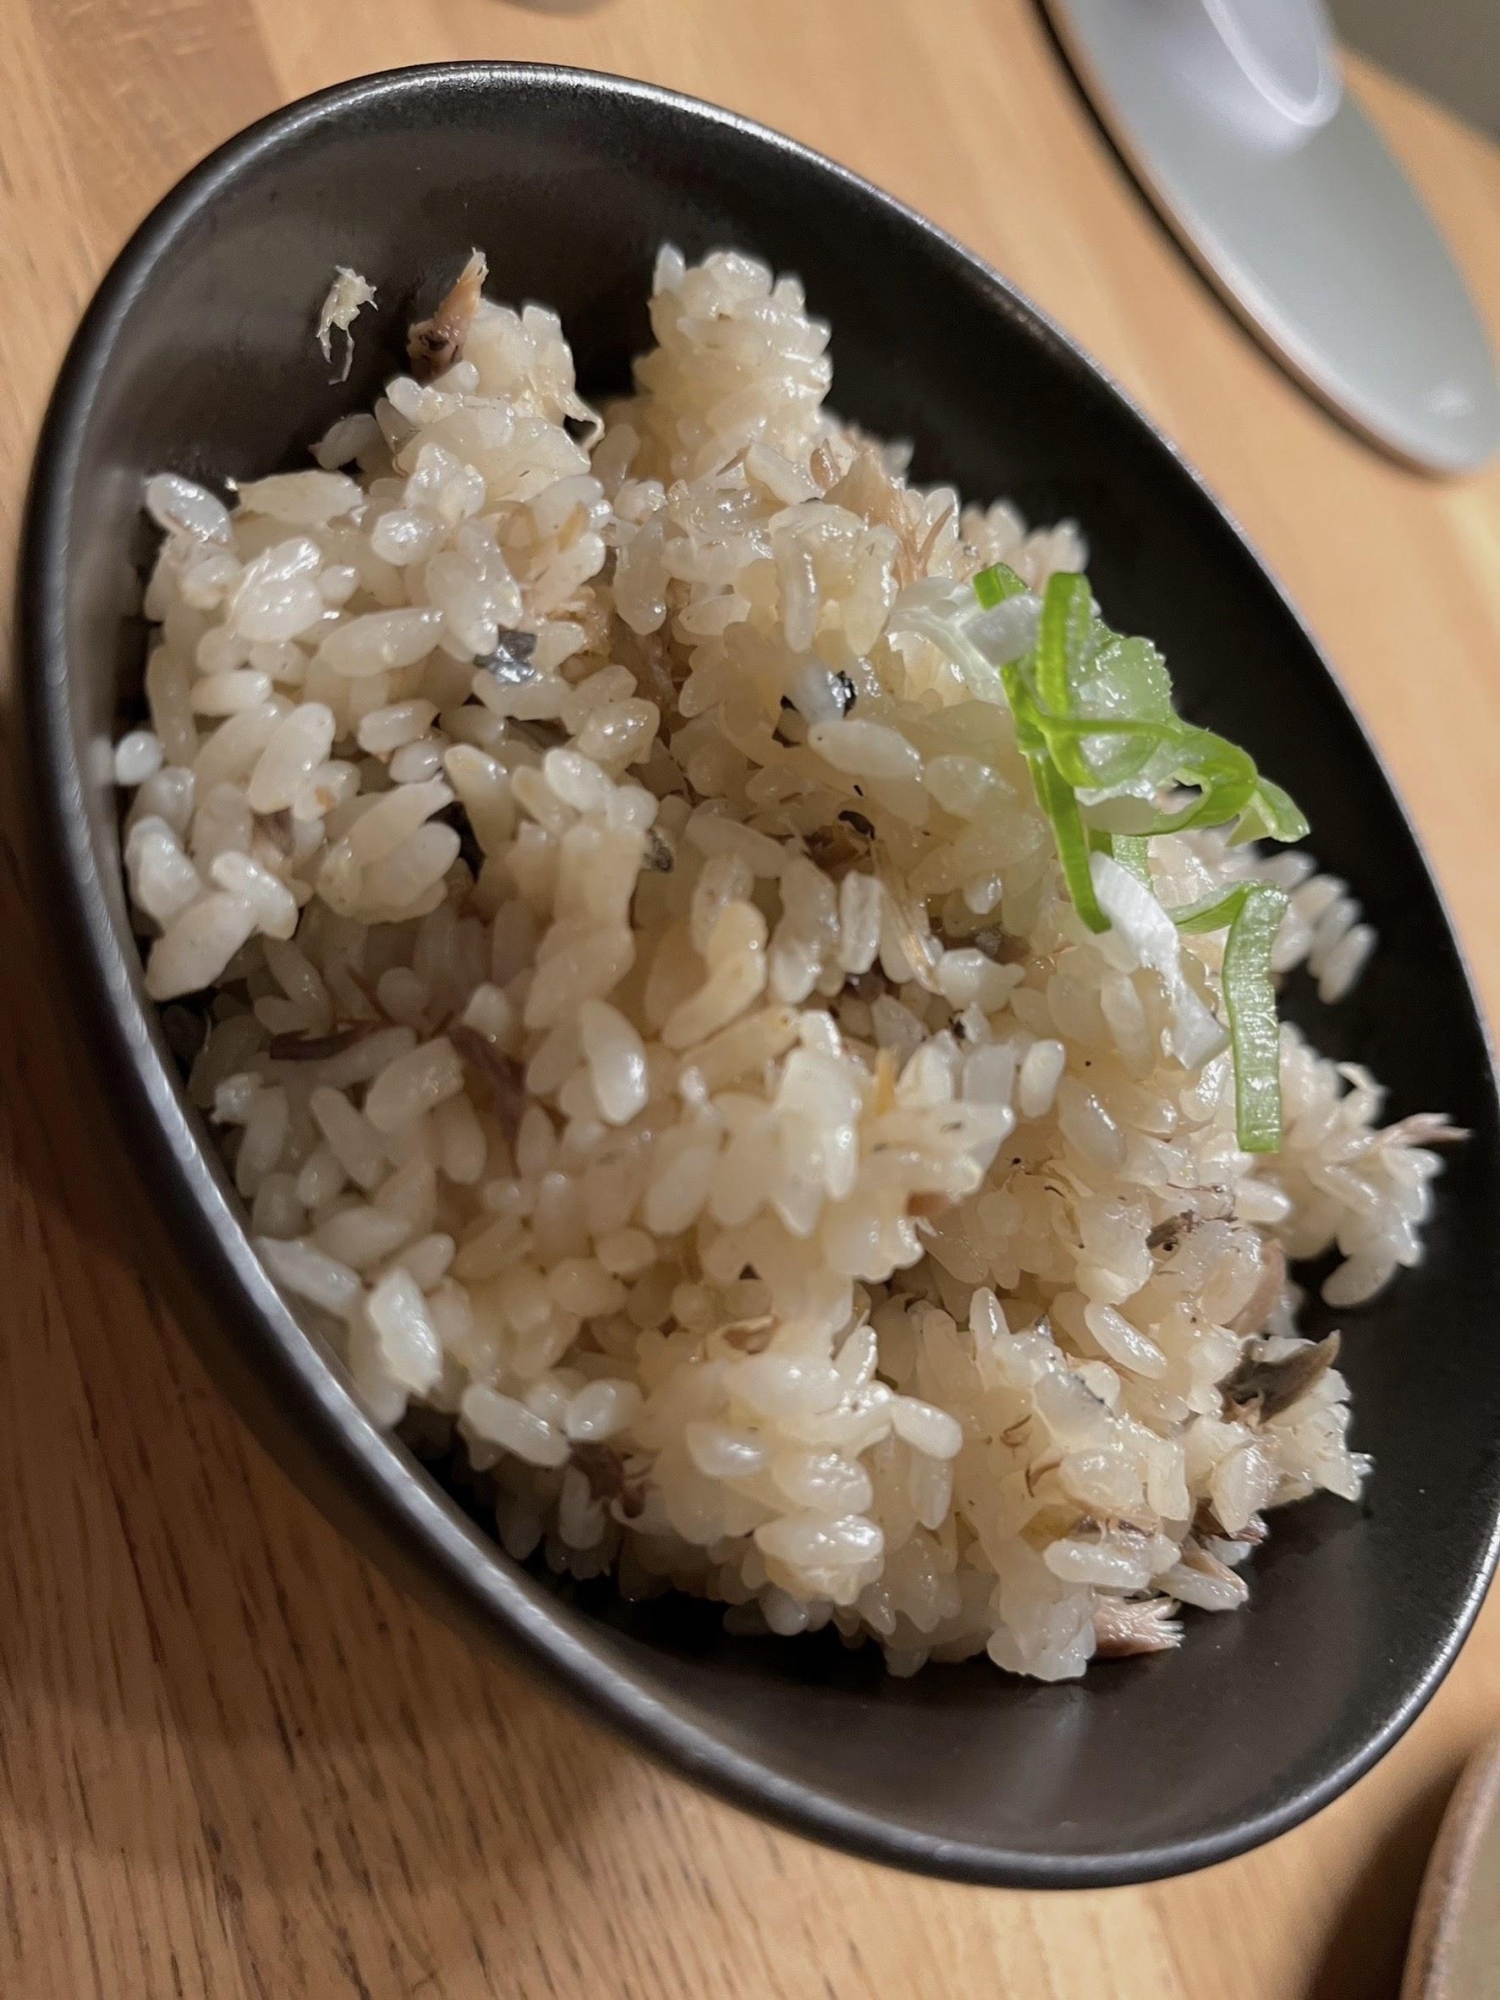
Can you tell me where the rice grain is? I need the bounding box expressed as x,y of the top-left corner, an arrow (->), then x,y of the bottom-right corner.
117,246 -> 1447,1681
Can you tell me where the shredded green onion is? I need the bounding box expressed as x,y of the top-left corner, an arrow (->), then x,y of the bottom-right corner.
1035,571 -> 1092,716
1111,834 -> 1152,885
1171,885 -> 1256,935
1235,775 -> 1309,845
1035,754 -> 1107,932
972,561 -> 1028,608
1178,883 -> 1292,1153
998,660 -> 1108,932
965,566 -> 1307,1148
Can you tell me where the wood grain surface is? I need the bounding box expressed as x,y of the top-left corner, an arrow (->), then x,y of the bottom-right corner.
2,3 -> 1499,1994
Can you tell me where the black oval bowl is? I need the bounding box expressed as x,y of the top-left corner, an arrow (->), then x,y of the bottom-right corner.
18,63 -> 1500,1889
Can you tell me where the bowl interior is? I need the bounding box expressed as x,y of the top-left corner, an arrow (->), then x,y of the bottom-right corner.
24,64 -> 1500,1886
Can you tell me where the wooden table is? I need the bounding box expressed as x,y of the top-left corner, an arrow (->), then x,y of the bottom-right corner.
3,2 -> 1498,1993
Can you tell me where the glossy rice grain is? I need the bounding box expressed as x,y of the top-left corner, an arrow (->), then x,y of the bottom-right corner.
116,247 -> 1452,1680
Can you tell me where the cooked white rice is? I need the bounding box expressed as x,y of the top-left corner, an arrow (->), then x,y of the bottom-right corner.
116,246 -> 1453,1679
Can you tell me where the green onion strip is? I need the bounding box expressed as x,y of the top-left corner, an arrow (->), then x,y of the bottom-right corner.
979,567 -> 1111,932
965,566 -> 1304,1148
1173,883 -> 1290,1151
1110,834 -> 1152,885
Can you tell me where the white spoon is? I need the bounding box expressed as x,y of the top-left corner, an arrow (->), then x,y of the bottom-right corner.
1043,0 -> 1500,472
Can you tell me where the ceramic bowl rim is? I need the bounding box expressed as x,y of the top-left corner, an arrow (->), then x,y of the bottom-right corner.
17,59 -> 1500,1889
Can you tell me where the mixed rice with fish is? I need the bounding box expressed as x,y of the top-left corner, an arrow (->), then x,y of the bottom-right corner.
114,247 -> 1456,1679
